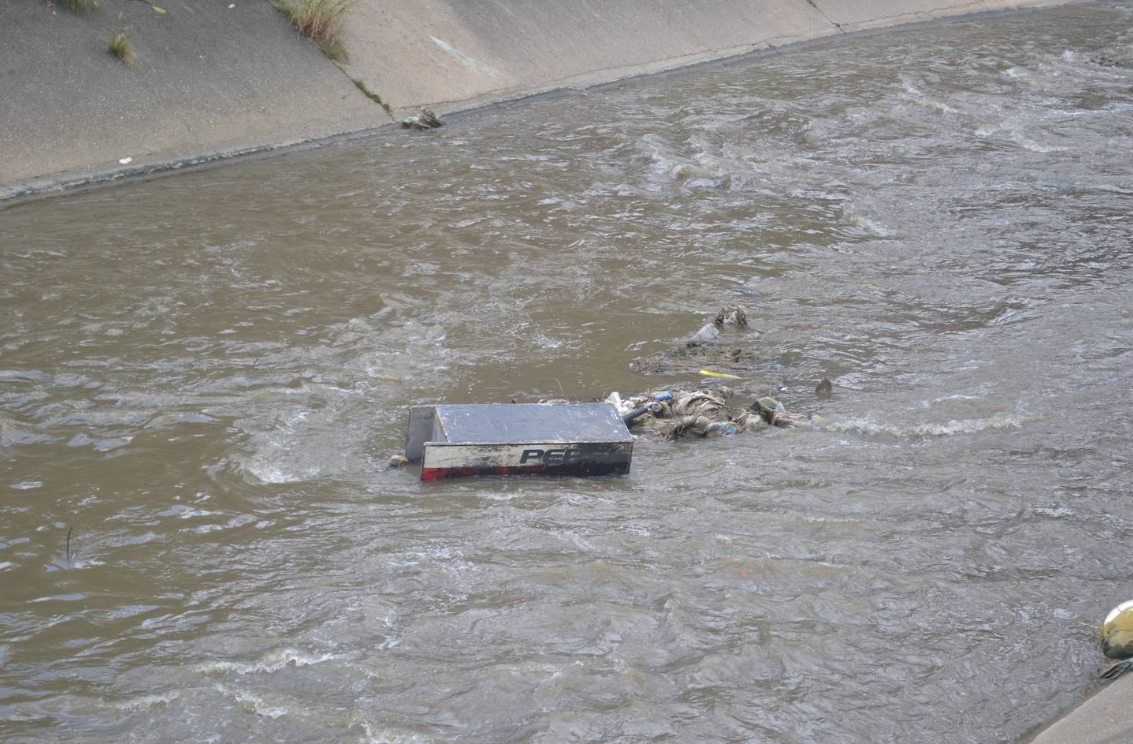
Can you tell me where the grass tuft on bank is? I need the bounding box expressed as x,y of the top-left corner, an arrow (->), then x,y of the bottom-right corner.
275,0 -> 355,62
108,32 -> 135,68
60,0 -> 99,14
353,78 -> 394,115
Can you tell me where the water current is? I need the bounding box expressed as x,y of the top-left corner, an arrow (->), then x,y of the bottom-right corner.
2,3 -> 1133,742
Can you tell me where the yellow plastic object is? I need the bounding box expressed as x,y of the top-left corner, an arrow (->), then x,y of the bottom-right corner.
698,370 -> 743,380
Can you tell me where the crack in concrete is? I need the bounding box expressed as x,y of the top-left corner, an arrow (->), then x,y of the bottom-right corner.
330,60 -> 396,121
805,0 -> 847,34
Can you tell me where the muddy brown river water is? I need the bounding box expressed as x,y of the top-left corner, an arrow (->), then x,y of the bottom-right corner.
3,4 -> 1133,742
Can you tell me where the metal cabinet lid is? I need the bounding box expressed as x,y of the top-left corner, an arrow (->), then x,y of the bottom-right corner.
435,403 -> 632,445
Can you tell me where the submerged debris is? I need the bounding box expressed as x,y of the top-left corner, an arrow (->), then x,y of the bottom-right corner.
666,389 -> 750,438
749,396 -> 810,428
688,323 -> 720,344
634,342 -> 759,376
631,310 -> 837,406
635,306 -> 758,376
684,305 -> 746,346
604,387 -> 815,440
1091,56 -> 1125,68
393,304 -> 832,469
401,108 -> 444,130
714,306 -> 748,328
606,389 -> 742,439
621,401 -> 662,427
387,454 -> 410,470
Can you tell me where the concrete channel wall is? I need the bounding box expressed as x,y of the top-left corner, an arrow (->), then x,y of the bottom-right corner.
1025,676 -> 1133,744
0,0 -> 1071,200
0,0 -> 385,200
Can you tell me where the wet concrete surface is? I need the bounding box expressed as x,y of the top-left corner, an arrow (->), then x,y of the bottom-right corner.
1027,677 -> 1133,744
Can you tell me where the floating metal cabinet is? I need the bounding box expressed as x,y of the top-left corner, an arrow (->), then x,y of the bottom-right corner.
405,403 -> 634,481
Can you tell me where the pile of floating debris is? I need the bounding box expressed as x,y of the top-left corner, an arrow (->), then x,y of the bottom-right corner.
605,387 -> 813,440
394,306 -> 834,477
612,304 -> 830,438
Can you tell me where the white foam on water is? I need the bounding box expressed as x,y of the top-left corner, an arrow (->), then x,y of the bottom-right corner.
359,720 -> 432,744
530,333 -> 563,350
110,691 -> 180,712
974,116 -> 1064,153
847,213 -> 894,237
899,79 -> 961,115
219,686 -> 291,720
1006,127 -> 1065,153
156,505 -> 221,520
30,593 -> 87,603
822,413 -> 1024,438
237,457 -> 323,485
638,133 -> 731,188
196,647 -> 338,676
929,393 -> 985,404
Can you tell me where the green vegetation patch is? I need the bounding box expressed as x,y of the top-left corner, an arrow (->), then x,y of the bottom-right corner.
108,31 -> 136,68
59,0 -> 100,14
275,0 -> 355,62
353,78 -> 394,115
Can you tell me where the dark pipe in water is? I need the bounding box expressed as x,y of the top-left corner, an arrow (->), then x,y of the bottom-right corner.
622,402 -> 662,426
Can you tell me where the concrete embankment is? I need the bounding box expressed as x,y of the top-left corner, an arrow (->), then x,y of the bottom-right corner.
0,0 -> 387,200
1026,676 -> 1133,744
1,0 -> 1073,200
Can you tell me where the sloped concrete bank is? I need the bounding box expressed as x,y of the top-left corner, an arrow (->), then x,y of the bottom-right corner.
1024,676 -> 1133,744
0,0 -> 387,201
0,0 -> 1070,200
